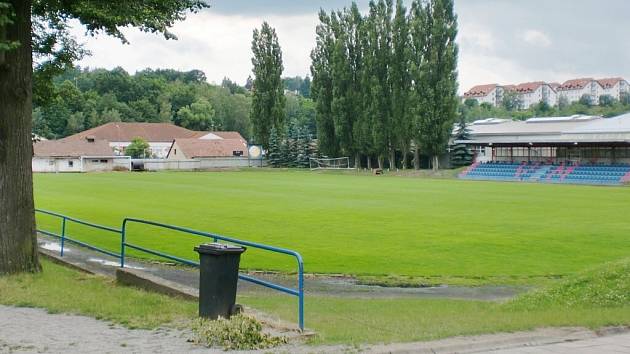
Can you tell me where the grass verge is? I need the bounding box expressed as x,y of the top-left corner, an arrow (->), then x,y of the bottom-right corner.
0,259 -> 196,329
1,257 -> 629,345
240,258 -> 630,344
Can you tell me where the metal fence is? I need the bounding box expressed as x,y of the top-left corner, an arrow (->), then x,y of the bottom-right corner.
35,209 -> 305,330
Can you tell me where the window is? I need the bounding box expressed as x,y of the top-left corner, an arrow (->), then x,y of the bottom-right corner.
174,149 -> 177,155
48,160 -> 54,166
91,159 -> 100,163
100,159 -> 108,163
68,161 -> 74,167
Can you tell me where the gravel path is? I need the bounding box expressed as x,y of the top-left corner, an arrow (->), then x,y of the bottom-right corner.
0,305 -> 209,354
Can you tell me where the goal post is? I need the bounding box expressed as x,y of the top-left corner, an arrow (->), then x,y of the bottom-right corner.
309,157 -> 351,170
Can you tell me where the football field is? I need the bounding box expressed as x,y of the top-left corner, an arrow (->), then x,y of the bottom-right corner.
33,170 -> 630,285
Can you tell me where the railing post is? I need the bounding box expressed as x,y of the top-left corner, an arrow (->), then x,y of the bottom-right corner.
120,222 -> 126,268
298,260 -> 304,331
60,217 -> 67,257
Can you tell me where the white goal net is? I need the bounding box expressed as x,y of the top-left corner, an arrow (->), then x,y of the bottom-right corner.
309,157 -> 351,170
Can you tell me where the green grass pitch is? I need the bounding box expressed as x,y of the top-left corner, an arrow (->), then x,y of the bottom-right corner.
33,170 -> 630,284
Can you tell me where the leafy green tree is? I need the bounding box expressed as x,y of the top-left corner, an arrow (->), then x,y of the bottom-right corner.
557,95 -> 569,110
0,0 -> 206,274
390,0 -> 411,169
579,94 -> 594,107
364,0 -> 393,169
449,117 -> 473,167
411,0 -> 459,170
267,128 -> 282,167
175,99 -> 217,131
125,137 -> 151,158
464,98 -> 478,108
311,10 -> 339,157
599,94 -> 615,107
300,76 -> 311,98
250,22 -> 286,150
502,90 -> 522,111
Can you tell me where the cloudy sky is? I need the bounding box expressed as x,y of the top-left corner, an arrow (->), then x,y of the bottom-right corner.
71,0 -> 630,93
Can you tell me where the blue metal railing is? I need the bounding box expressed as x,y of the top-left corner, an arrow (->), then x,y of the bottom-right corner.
121,218 -> 304,330
35,209 -> 122,259
34,209 -> 305,330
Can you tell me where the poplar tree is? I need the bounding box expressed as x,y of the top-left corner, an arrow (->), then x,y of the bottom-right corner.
411,0 -> 459,170
310,11 -> 339,157
251,22 -> 286,150
390,0 -> 412,169
363,0 -> 393,169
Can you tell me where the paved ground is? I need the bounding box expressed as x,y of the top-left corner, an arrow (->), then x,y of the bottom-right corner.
2,305 -> 629,354
38,236 -> 525,301
0,305 -> 208,354
485,333 -> 630,354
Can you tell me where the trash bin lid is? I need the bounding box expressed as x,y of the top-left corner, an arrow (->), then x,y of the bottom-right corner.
194,242 -> 246,255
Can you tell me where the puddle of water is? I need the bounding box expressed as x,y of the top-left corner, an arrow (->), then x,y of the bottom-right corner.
87,258 -> 144,270
40,242 -> 68,253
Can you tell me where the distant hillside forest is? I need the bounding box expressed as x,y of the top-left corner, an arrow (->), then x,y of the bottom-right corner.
460,94 -> 630,122
33,66 -> 630,143
33,66 -> 316,141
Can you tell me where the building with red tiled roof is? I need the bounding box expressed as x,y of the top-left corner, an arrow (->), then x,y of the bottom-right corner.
597,77 -> 629,101
512,81 -> 558,108
32,137 -> 120,172
464,76 -> 628,109
61,122 -> 248,159
166,138 -> 251,169
463,84 -> 504,106
556,78 -> 602,105
167,139 -> 248,159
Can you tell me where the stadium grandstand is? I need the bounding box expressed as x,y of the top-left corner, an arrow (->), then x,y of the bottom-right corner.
457,113 -> 630,185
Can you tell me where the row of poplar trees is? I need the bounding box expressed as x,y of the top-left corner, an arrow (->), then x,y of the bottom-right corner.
310,0 -> 458,170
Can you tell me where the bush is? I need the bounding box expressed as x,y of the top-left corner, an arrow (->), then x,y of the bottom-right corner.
192,314 -> 287,350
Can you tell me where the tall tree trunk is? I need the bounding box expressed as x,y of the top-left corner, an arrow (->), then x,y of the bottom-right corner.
355,153 -> 360,170
377,155 -> 384,170
0,0 -> 40,274
413,148 -> 420,170
388,149 -> 395,171
432,155 -> 439,171
401,143 -> 408,170
367,155 -> 372,169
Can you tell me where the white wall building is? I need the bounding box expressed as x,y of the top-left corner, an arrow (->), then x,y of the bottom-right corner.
464,76 -> 627,109
597,78 -> 630,101
61,122 -> 202,158
555,78 -> 602,105
463,84 -> 503,106
32,137 -> 120,172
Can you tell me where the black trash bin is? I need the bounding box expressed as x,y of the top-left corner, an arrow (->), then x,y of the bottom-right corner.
194,243 -> 246,319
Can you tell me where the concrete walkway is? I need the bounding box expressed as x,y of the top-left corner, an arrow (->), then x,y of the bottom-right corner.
38,235 -> 524,301
485,332 -> 630,354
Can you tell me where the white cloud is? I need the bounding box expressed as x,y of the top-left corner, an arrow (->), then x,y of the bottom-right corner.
458,23 -> 495,51
70,11 -> 318,85
521,29 -> 552,48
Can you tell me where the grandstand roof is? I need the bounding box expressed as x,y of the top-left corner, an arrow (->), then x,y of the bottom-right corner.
458,114 -> 630,145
